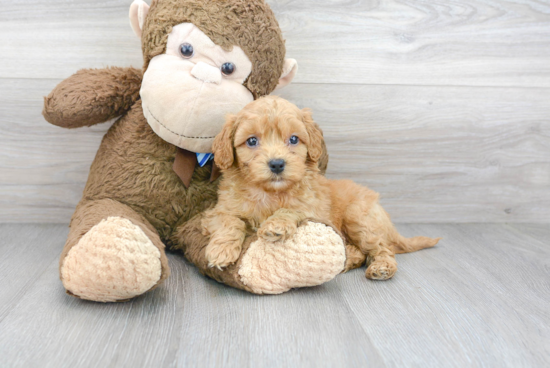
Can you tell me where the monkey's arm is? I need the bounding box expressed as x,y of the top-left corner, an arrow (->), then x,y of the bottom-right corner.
43,67 -> 143,128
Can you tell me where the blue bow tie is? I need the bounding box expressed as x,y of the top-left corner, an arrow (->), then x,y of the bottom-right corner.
196,153 -> 214,167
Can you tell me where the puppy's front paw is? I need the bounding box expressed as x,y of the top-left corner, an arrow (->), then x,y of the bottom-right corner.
205,236 -> 243,269
258,217 -> 298,242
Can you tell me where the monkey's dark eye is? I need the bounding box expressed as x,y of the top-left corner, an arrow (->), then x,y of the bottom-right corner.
179,43 -> 194,58
221,62 -> 236,76
246,137 -> 258,147
289,135 -> 299,145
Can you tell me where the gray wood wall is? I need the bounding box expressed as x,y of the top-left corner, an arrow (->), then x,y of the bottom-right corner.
1,0 -> 549,223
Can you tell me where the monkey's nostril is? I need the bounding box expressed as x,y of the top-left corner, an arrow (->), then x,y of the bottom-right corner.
269,159 -> 285,174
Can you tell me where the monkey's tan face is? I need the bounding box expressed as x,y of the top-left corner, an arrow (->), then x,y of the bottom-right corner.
141,23 -> 254,153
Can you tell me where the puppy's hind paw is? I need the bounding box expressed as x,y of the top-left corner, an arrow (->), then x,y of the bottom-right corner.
366,259 -> 397,280
258,218 -> 297,242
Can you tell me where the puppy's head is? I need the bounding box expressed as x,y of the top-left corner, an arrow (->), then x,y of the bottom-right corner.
212,96 -> 324,192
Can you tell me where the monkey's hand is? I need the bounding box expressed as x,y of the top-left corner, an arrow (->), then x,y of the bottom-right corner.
43,67 -> 142,128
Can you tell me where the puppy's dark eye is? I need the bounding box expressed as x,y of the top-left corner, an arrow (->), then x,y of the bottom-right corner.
289,135 -> 299,145
246,137 -> 258,147
221,62 -> 235,76
180,43 -> 194,58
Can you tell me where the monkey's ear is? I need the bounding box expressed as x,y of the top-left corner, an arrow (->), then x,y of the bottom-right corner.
129,0 -> 150,39
274,59 -> 298,90
213,115 -> 238,170
302,108 -> 324,163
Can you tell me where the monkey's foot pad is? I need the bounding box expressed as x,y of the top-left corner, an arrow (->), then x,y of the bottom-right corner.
61,217 -> 162,302
238,221 -> 346,294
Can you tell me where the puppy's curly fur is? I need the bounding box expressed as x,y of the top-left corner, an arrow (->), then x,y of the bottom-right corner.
202,96 -> 440,279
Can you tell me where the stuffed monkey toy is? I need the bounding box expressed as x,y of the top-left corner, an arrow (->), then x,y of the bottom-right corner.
42,0 -> 347,302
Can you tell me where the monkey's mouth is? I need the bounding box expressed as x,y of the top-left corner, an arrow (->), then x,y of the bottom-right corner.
145,105 -> 216,140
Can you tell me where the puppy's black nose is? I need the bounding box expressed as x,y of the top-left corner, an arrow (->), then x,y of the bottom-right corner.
269,159 -> 285,174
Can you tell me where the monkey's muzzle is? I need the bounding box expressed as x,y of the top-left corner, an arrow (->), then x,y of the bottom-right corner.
140,55 -> 254,153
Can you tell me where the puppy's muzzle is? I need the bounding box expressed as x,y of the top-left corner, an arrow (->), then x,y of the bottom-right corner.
269,159 -> 285,174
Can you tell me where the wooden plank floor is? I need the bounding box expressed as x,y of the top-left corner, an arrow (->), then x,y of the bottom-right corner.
0,223 -> 548,367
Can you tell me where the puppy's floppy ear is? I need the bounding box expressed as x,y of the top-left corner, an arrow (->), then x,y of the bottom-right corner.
302,108 -> 324,162
213,114 -> 238,170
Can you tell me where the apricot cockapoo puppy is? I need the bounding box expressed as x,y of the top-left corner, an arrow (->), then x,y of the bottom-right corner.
202,96 -> 440,279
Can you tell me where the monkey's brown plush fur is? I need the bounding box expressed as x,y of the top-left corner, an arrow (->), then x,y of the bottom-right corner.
202,96 -> 440,279
43,0 -> 339,302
